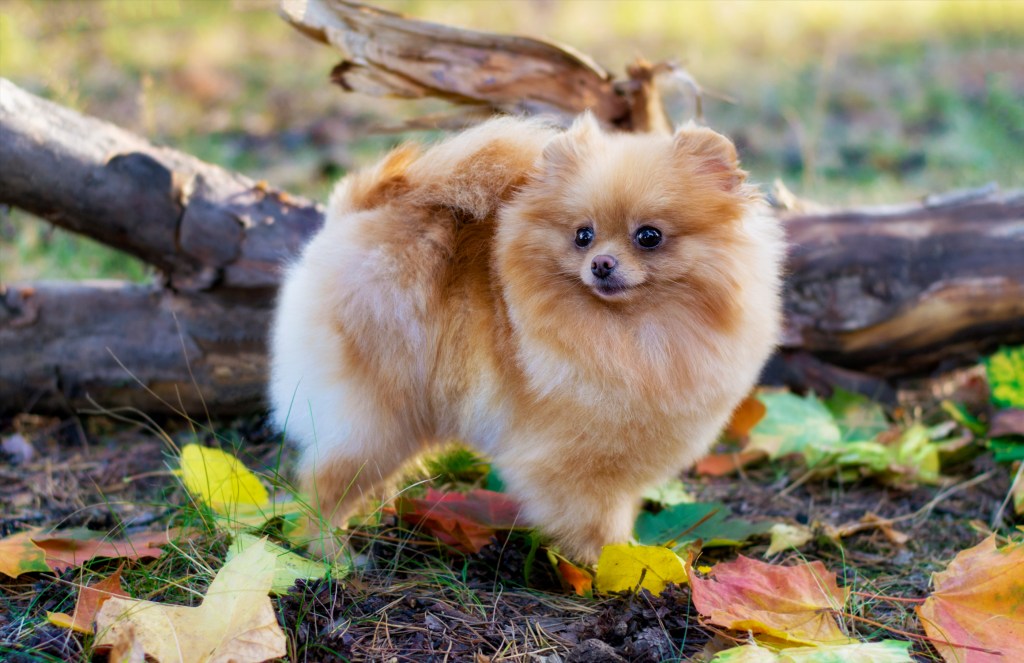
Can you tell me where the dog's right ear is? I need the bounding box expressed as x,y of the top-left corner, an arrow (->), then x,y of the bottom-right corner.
539,111 -> 601,174
672,123 -> 746,193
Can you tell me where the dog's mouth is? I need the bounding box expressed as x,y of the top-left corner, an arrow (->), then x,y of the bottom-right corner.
591,280 -> 633,299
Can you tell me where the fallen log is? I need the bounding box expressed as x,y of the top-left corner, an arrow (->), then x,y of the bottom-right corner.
1,82 -> 1022,415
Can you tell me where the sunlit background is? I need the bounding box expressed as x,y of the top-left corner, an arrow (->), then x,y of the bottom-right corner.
1,0 -> 1021,281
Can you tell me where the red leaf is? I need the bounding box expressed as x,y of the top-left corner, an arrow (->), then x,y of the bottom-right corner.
726,396 -> 767,437
917,535 -> 1024,662
694,450 -> 766,477
557,559 -> 593,597
31,528 -> 177,572
689,555 -> 852,645
48,567 -> 129,634
394,489 -> 525,553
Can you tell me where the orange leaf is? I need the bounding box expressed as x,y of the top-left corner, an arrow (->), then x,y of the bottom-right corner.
727,396 -> 767,437
394,489 -> 525,553
31,528 -> 176,572
48,567 -> 129,634
689,555 -> 852,645
694,450 -> 767,477
0,529 -> 51,578
557,559 -> 593,596
917,535 -> 1024,663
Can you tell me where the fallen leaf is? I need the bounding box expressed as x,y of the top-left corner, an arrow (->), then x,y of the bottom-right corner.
747,392 -> 841,459
642,478 -> 694,506
986,345 -> 1024,409
0,529 -> 50,578
825,387 -> 890,443
107,622 -> 146,663
547,550 -> 593,597
917,535 -> 1024,663
227,532 -> 336,595
32,528 -> 175,573
989,409 -> 1024,438
695,450 -> 767,477
765,523 -> 813,557
635,501 -> 771,549
594,544 -> 687,595
95,536 -> 287,663
727,396 -> 767,437
689,555 -> 852,646
711,640 -> 912,662
180,444 -> 270,513
393,489 -> 525,553
213,498 -> 310,545
48,567 -> 128,634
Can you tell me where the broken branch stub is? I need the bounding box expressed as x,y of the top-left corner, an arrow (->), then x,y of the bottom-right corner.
279,0 -> 679,130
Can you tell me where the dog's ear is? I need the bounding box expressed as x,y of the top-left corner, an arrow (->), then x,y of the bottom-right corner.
539,111 -> 601,173
673,123 -> 745,192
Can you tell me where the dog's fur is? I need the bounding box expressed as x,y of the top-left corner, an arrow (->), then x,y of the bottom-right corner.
270,114 -> 784,563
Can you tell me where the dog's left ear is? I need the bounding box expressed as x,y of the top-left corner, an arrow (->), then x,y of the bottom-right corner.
673,124 -> 746,192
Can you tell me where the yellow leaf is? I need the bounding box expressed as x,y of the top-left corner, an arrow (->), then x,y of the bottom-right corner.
180,444 -> 269,513
765,523 -> 813,557
594,544 -> 687,595
94,536 -> 286,663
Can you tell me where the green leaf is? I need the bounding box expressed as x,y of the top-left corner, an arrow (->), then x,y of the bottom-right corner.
227,533 -> 339,595
986,345 -> 1024,409
748,392 -> 841,459
990,438 -> 1024,463
635,501 -> 771,549
825,387 -> 889,443
940,400 -> 987,436
484,467 -> 506,493
642,478 -> 694,507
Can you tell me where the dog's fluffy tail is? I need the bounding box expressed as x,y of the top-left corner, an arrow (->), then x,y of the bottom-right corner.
327,116 -> 557,224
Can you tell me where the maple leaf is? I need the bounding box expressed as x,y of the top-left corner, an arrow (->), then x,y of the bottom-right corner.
747,392 -> 842,459
0,527 -> 176,577
94,536 -> 287,663
33,528 -> 176,573
727,395 -> 767,437
764,523 -> 813,557
48,567 -> 129,634
227,532 -> 336,595
695,450 -> 767,477
917,535 -> 1024,663
594,544 -> 687,594
635,501 -> 771,549
0,529 -> 50,578
547,551 -> 593,597
393,488 -> 525,553
689,555 -> 852,646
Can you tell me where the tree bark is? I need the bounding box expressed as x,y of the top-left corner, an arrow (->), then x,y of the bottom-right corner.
0,78 -> 323,293
1,78 -> 1022,416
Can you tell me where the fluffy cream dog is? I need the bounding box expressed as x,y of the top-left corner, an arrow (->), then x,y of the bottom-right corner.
270,114 -> 784,562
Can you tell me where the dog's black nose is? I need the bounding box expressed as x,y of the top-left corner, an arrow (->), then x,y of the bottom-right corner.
591,255 -> 618,279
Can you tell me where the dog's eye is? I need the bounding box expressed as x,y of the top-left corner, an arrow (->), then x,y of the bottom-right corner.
575,227 -> 594,247
635,226 -> 662,249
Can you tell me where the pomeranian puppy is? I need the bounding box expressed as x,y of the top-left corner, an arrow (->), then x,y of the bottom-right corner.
270,114 -> 784,563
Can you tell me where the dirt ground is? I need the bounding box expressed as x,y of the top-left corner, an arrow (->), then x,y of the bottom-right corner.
0,407 -> 1013,662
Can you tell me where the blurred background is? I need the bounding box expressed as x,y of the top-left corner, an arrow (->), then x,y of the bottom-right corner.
1,0 -> 1021,282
